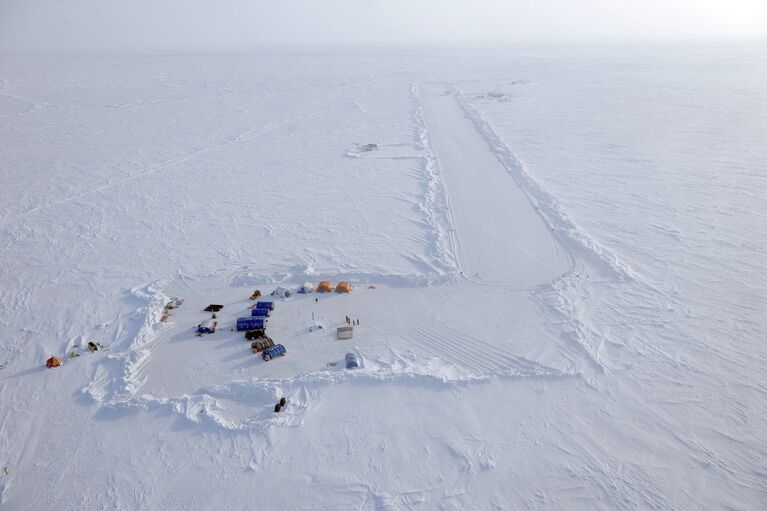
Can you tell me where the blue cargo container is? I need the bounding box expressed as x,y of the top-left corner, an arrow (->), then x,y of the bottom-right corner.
236,317 -> 265,331
262,344 -> 286,361
345,353 -> 359,369
251,308 -> 270,318
255,301 -> 275,311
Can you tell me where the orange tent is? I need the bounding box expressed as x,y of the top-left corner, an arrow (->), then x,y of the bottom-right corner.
317,281 -> 333,293
335,281 -> 352,293
46,356 -> 61,368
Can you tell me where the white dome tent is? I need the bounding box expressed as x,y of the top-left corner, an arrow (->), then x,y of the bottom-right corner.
271,286 -> 292,298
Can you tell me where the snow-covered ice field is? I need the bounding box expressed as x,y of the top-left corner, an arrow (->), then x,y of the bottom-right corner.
1,45 -> 766,509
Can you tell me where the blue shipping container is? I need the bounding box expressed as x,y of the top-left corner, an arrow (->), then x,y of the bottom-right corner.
262,344 -> 286,361
251,308 -> 270,318
255,301 -> 275,310
237,317 -> 265,331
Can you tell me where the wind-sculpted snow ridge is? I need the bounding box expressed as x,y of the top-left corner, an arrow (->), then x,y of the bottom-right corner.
228,267 -> 456,290
82,278 -> 171,404
534,276 -> 608,378
449,85 -> 635,284
410,84 -> 460,279
104,361 -> 579,434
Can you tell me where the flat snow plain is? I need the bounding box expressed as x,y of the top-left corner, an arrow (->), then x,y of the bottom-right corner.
1,47 -> 766,509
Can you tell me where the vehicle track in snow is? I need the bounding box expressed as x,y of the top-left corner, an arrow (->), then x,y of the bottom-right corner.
404,323 -> 571,378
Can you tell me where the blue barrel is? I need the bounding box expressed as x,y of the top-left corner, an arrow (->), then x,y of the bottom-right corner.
262,344 -> 286,361
251,308 -> 270,318
237,317 -> 265,331
255,301 -> 274,310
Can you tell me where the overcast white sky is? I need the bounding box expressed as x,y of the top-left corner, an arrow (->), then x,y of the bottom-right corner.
1,0 -> 765,53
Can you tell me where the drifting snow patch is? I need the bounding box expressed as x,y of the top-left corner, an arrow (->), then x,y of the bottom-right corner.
82,279 -> 171,403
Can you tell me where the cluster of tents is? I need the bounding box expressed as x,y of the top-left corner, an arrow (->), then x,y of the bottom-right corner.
270,281 -> 352,298
313,280 -> 352,293
46,340 -> 104,368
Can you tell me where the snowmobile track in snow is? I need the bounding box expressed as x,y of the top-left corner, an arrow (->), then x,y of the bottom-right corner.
405,324 -> 569,378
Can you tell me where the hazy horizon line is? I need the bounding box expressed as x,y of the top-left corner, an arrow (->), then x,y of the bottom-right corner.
2,36 -> 766,58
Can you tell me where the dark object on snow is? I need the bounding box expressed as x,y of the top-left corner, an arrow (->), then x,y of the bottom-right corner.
46,356 -> 62,368
262,344 -> 286,361
274,403 -> 282,413
250,290 -> 262,300
204,304 -> 224,312
279,397 -> 286,407
196,320 -> 217,334
255,301 -> 275,311
251,338 -> 275,353
87,342 -> 99,352
237,317 -> 265,331
244,329 -> 266,340
345,353 -> 359,369
251,308 -> 270,318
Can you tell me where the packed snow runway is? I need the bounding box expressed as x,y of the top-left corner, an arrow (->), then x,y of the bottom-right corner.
1,47 -> 766,509
419,84 -> 570,288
